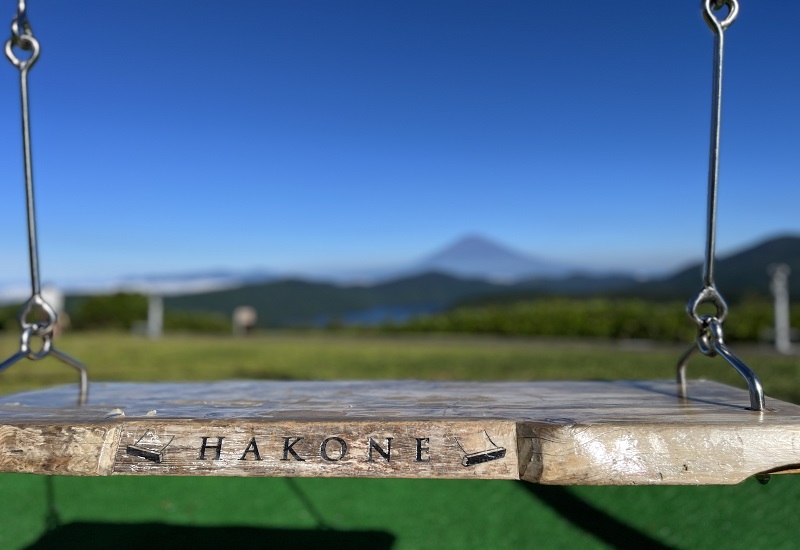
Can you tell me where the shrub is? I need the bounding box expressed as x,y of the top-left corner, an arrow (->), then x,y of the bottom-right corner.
71,293 -> 147,330
164,311 -> 230,334
388,297 -> 793,342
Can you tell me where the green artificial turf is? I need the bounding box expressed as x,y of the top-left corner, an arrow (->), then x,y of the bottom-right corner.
3,474 -> 800,549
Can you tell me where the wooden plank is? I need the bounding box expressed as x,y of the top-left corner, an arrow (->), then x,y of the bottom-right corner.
1,380 -> 799,484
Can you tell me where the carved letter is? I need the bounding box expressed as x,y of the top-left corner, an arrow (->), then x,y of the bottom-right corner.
416,437 -> 430,462
282,437 -> 306,461
320,437 -> 347,462
239,437 -> 262,461
198,437 -> 224,460
368,437 -> 393,462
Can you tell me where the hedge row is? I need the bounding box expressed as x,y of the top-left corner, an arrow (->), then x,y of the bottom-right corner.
0,293 -> 230,334
384,298 -> 798,342
2,294 -> 794,341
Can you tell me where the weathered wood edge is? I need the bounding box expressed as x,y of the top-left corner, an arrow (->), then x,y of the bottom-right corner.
4,417 -> 800,484
0,423 -> 120,476
518,421 -> 800,485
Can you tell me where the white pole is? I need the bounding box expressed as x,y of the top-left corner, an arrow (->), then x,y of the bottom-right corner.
147,294 -> 164,340
769,264 -> 792,354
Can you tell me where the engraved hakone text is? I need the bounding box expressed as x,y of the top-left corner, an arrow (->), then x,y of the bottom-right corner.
198,437 -> 224,460
189,434 -> 449,465
282,437 -> 305,461
119,429 -> 511,475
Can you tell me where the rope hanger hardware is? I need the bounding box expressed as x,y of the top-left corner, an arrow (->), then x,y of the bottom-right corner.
677,0 -> 764,412
1,0 -> 87,405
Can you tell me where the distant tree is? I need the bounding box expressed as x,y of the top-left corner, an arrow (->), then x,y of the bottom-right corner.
0,304 -> 20,332
71,293 -> 147,330
164,311 -> 230,334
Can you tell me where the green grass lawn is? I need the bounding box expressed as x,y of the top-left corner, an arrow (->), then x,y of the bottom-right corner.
3,331 -> 800,400
1,331 -> 799,549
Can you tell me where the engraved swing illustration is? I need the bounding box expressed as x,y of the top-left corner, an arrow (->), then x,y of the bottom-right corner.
126,431 -> 175,464
455,431 -> 507,467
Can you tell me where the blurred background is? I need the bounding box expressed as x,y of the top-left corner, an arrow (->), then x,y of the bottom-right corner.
0,0 -> 797,348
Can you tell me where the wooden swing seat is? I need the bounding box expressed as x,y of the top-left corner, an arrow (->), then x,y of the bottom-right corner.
2,379 -> 799,485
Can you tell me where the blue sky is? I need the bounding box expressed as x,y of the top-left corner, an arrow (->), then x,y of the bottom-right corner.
0,0 -> 797,286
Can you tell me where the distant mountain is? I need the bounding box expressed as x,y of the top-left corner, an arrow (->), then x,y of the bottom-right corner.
621,235 -> 800,301
3,235 -> 573,302
13,233 -> 800,328
125,235 -> 800,328
449,235 -> 800,309
164,272 -> 508,327
414,235 -> 571,281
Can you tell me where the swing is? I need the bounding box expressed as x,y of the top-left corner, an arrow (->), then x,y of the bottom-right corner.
2,0 -> 799,486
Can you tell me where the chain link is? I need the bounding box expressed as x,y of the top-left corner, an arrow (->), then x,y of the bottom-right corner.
18,293 -> 58,336
20,326 -> 52,360
5,0 -> 38,70
10,0 -> 31,43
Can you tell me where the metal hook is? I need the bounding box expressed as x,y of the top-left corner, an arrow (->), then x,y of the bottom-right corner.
705,318 -> 765,411
705,0 -> 739,32
0,329 -> 88,406
677,317 -> 765,411
49,347 -> 89,406
678,1 -> 761,412
676,342 -> 697,400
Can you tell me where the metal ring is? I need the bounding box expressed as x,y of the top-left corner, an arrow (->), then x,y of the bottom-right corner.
704,0 -> 739,32
19,327 -> 52,361
697,327 -> 714,356
687,286 -> 728,327
4,32 -> 39,70
706,316 -> 726,344
696,315 -> 724,357
696,316 -> 717,357
17,294 -> 58,337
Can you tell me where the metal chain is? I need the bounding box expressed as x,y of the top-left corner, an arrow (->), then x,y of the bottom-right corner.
1,0 -> 88,405
9,0 -> 30,45
677,0 -> 765,412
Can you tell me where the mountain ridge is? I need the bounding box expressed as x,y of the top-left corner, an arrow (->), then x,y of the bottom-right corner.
154,234 -> 800,327
414,235 -> 571,281
616,234 -> 800,302
162,271 -> 505,327
0,233 -> 578,303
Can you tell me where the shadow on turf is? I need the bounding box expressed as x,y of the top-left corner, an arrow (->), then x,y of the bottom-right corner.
26,523 -> 395,549
520,483 -> 672,550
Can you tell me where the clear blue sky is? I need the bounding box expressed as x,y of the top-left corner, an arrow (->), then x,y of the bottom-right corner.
0,1 -> 797,285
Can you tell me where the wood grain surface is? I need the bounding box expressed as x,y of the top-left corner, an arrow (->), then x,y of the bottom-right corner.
1,380 -> 799,484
